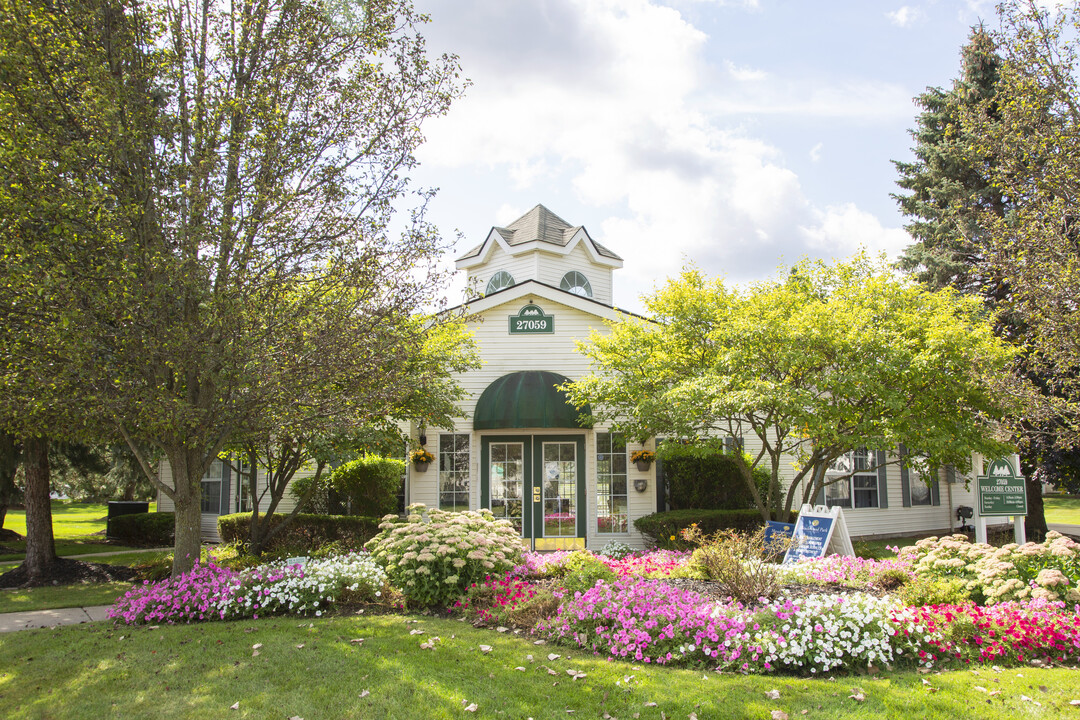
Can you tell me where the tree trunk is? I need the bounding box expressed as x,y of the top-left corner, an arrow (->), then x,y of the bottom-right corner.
21,435 -> 57,583
167,449 -> 203,576
1025,475 -> 1048,542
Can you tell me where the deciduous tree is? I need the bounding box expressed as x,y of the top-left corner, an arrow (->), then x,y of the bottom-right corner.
0,0 -> 467,574
564,256 -> 1016,521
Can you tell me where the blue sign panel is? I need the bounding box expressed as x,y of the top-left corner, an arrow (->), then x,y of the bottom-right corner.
763,520 -> 795,555
783,514 -> 835,564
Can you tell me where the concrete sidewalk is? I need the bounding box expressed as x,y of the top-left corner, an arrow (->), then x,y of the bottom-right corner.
0,605 -> 113,633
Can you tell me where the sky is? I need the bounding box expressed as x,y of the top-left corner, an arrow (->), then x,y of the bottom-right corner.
407,0 -> 1001,313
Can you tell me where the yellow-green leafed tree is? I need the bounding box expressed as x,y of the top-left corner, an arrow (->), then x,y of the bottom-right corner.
565,254 -> 1019,522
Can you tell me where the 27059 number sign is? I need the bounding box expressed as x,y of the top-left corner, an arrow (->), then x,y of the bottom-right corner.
509,304 -> 554,334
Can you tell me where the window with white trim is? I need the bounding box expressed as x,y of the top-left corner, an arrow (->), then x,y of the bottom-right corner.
438,434 -> 470,512
908,472 -> 932,506
201,460 -> 223,513
825,448 -> 879,509
485,271 -> 515,294
596,432 -> 628,533
235,457 -> 252,513
559,271 -> 593,298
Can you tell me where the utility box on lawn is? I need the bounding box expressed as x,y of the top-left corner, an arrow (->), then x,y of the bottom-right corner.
106,501 -> 149,540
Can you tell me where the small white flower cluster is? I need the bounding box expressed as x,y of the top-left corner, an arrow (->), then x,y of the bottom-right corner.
365,503 -> 524,606
597,541 -> 635,560
229,551 -> 386,619
737,593 -> 922,674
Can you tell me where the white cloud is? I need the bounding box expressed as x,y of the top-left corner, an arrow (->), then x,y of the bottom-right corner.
494,203 -> 525,226
886,6 -> 924,27
723,59 -> 769,82
809,142 -> 824,162
415,0 -> 910,310
800,203 -> 910,259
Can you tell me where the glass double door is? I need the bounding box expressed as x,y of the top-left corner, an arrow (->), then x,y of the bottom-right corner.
481,435 -> 586,546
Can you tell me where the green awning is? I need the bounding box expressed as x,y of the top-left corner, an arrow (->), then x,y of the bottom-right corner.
473,371 -> 591,430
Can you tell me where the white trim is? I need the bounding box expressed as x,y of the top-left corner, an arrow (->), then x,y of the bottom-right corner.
456,229 -> 624,271
457,280 -> 631,321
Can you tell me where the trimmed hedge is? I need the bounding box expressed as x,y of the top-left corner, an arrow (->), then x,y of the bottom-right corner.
292,454 -> 405,517
633,509 -> 764,550
658,441 -> 770,510
108,512 -> 174,546
217,512 -> 381,554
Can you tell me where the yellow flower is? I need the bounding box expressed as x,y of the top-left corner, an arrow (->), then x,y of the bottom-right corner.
670,535 -> 676,541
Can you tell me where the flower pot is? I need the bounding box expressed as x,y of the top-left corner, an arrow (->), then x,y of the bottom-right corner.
414,461 -> 429,472
634,459 -> 652,472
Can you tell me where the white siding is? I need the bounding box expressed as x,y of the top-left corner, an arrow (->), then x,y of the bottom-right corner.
535,244 -> 614,305
469,246 -> 540,293
157,458 -> 325,542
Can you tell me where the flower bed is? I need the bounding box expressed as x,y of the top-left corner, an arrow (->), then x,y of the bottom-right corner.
783,554 -> 914,590
110,551 -> 386,624
898,531 -> 1080,604
106,537 -> 1080,676
364,504 -> 523,607
892,599 -> 1080,666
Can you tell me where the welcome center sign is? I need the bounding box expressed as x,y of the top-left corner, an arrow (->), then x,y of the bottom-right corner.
977,458 -> 1027,517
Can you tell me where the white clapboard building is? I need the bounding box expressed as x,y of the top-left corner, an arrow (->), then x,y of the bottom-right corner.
160,204 -> 992,545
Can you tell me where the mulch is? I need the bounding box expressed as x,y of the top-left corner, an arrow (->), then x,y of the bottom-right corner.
0,557 -> 138,589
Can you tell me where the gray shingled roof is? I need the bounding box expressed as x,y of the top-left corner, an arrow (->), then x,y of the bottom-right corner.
457,204 -> 622,261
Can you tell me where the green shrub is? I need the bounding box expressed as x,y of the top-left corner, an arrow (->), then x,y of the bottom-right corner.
108,512 -> 174,546
633,509 -> 762,549
898,575 -> 972,607
560,552 -> 616,596
217,512 -> 380,555
292,455 -> 404,517
684,525 -> 786,603
657,440 -> 770,510
364,504 -> 524,607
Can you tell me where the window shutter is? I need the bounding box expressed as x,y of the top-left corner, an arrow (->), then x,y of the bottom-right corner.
931,478 -> 941,506
899,444 -> 911,508
876,450 -> 888,509
814,465 -> 826,506
946,465 -> 957,484
220,458 -> 232,516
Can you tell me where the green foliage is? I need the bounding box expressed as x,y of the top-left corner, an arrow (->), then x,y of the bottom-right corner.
291,454 -> 405,517
633,509 -> 763,550
559,551 -> 617,596
329,456 -> 405,517
0,0 -> 473,576
683,525 -> 786,603
894,26 -> 1005,295
107,512 -> 173,547
657,440 -> 766,511
217,513 -> 380,556
898,575 -> 972,607
566,257 -> 1017,522
364,504 -> 523,608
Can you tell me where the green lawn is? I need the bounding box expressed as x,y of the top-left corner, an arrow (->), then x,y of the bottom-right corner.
1044,496 -> 1080,525
0,581 -> 133,613
0,501 -> 158,561
1,613 -> 1077,720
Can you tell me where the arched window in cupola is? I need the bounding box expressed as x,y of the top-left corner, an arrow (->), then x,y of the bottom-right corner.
485,270 -> 515,295
559,270 -> 593,298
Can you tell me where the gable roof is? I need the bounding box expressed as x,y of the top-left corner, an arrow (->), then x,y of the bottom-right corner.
457,204 -> 623,264
443,278 -> 648,323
